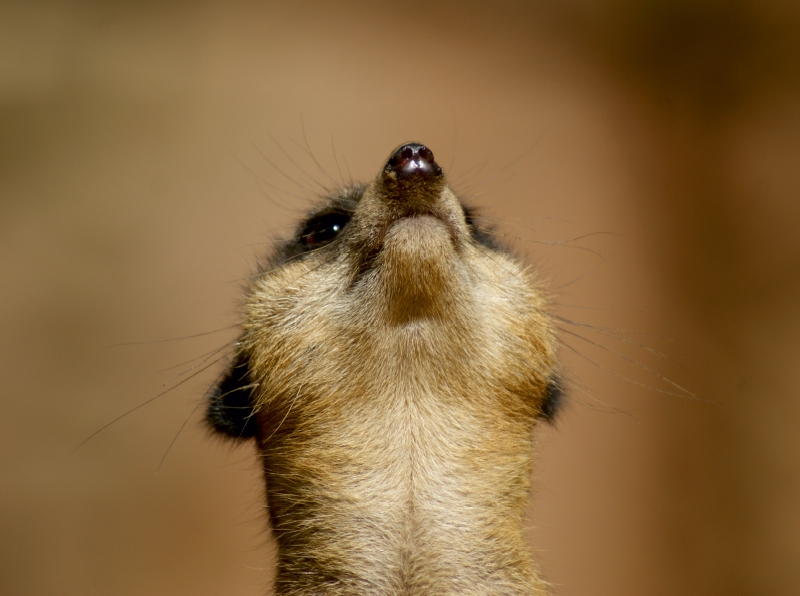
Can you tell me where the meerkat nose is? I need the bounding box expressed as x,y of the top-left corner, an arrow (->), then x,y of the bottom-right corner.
385,143 -> 443,179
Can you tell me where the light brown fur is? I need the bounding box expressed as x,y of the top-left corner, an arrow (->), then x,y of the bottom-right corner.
211,144 -> 558,595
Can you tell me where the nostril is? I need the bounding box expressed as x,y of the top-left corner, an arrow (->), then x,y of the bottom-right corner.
417,146 -> 434,163
385,143 -> 443,179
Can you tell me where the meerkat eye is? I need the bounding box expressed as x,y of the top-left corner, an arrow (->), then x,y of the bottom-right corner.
300,212 -> 351,248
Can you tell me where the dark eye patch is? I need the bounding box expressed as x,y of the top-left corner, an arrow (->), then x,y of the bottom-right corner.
300,211 -> 351,249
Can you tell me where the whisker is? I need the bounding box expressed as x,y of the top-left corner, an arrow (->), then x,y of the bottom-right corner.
330,133 -> 347,187
231,148 -> 308,207
160,341 -> 235,386
158,340 -> 237,374
106,325 -> 237,348
451,130 -> 547,192
252,141 -> 314,193
560,373 -> 640,419
268,132 -> 330,195
548,258 -> 613,292
447,109 -> 458,174
74,353 -> 229,452
556,329 -> 706,401
492,230 -> 615,260
552,314 -> 670,360
236,244 -> 342,284
152,395 -> 205,482
293,120 -> 340,189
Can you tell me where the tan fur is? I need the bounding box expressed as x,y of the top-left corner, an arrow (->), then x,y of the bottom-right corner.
232,146 -> 557,594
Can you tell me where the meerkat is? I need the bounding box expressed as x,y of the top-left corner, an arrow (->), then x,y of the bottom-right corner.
207,143 -> 562,595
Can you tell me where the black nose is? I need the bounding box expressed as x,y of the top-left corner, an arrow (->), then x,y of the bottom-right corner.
385,143 -> 442,179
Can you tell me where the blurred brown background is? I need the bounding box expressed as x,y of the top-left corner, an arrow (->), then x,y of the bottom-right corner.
2,1 -> 799,594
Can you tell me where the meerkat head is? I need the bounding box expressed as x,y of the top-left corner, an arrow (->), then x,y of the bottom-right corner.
207,143 -> 561,441
205,142 -> 563,593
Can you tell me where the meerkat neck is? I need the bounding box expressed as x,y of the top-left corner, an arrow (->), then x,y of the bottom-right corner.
264,383 -> 548,595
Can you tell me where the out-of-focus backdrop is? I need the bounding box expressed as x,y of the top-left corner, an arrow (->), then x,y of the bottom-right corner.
2,1 -> 799,594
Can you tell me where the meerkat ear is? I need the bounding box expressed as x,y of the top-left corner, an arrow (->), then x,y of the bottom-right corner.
206,350 -> 259,440
537,377 -> 563,423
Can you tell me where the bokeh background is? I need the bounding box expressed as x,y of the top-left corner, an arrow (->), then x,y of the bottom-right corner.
2,1 -> 799,594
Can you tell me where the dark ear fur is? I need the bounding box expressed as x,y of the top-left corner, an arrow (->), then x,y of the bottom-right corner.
206,350 -> 258,440
538,377 -> 563,423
